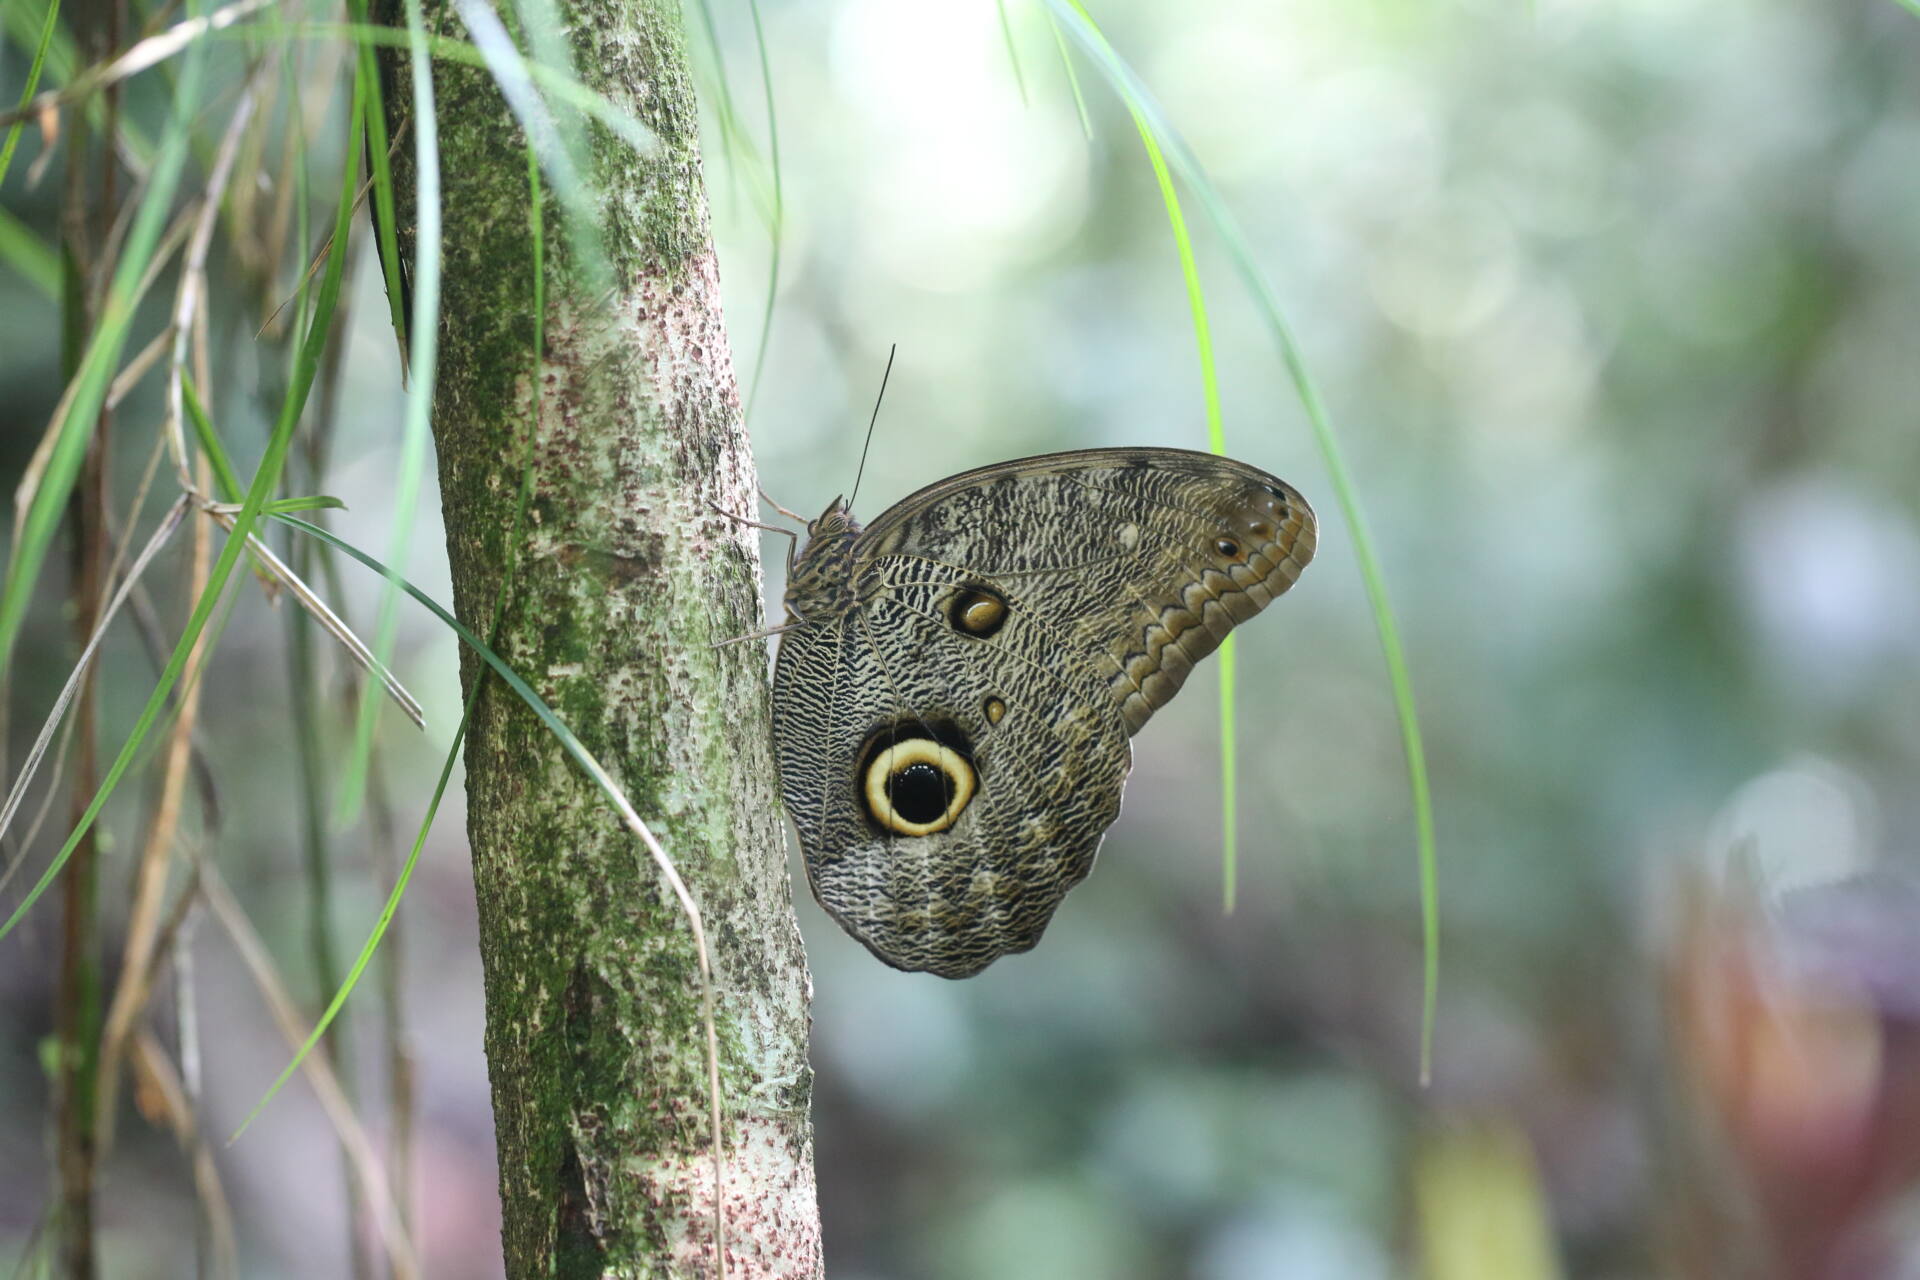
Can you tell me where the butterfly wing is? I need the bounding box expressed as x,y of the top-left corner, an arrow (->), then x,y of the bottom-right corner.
773,577 -> 1130,977
859,447 -> 1316,733
771,447 -> 1315,977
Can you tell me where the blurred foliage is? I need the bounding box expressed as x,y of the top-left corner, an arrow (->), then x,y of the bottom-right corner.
4,0 -> 1920,1275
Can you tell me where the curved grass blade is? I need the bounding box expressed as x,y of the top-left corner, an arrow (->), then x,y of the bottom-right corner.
245,516 -> 730,1267
0,0 -> 155,161
1122,89 -> 1238,912
0,0 -> 60,188
739,0 -> 782,427
1,20 -> 659,166
334,0 -> 443,826
0,498 -> 187,851
456,0 -> 609,296
689,0 -> 747,168
0,48 -> 366,946
1046,12 -> 1092,138
996,0 -> 1029,107
0,0 -> 209,688
0,207 -> 60,300
345,0 -> 409,364
1050,0 -> 1440,1081
248,159 -> 729,1270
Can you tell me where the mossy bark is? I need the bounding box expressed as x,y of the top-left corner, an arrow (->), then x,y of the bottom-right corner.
381,2 -> 821,1274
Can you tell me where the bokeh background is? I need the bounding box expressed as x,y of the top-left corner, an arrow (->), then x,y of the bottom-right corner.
5,0 -> 1920,1275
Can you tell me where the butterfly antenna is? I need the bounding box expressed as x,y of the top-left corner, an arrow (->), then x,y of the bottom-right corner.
848,343 -> 896,510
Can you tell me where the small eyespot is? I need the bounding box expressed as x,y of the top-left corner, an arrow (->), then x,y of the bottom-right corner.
1215,538 -> 1241,558
984,696 -> 1007,725
862,739 -> 976,836
949,587 -> 1008,637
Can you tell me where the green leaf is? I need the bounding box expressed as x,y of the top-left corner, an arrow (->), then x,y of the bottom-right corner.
263,495 -> 348,515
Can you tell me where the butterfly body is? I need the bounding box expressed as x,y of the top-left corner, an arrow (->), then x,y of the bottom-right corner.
771,447 -> 1316,978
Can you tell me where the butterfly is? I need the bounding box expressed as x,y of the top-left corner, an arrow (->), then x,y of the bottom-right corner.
766,447 -> 1315,977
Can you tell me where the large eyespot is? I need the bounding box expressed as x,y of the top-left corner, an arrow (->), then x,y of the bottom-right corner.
948,585 -> 1008,637
862,738 -> 976,836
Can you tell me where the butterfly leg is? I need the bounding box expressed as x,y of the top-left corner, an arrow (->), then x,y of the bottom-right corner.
710,501 -> 801,550
758,488 -> 809,526
711,618 -> 805,649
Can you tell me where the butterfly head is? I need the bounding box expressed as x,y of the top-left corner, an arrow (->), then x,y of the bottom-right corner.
783,499 -> 866,624
806,497 -> 863,540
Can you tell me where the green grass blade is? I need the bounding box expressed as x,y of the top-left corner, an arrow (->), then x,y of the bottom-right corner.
1,35 -> 368,946
0,205 -> 60,299
346,0 -> 409,361
1124,97 -> 1236,912
0,0 -> 59,188
234,134 -> 551,1139
689,0 -> 747,165
739,0 -> 782,427
2,0 -> 155,163
181,370 -> 244,499
461,0 -> 610,294
996,0 -> 1030,107
1046,12 -> 1092,138
0,0 -> 206,690
263,496 -> 347,514
1051,0 -> 1440,1081
334,0 -> 443,826
203,23 -> 659,160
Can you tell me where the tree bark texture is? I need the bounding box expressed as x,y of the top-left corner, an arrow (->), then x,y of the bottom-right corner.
383,3 -> 822,1274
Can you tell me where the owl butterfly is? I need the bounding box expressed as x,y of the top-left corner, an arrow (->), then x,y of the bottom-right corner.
769,447 -> 1316,978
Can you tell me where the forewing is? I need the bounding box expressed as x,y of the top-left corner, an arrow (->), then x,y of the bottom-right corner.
859,448 -> 1316,732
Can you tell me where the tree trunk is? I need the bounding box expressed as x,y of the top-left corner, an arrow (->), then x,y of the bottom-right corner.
383,2 -> 822,1274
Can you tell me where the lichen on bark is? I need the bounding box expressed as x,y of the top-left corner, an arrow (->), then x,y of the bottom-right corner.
381,0 -> 822,1273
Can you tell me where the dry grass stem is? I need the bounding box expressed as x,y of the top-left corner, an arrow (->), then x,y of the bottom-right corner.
131,1030 -> 240,1280
10,205 -> 194,548
95,466 -> 212,1152
0,497 -> 189,849
106,326 -> 177,411
0,0 -> 277,130
199,858 -> 420,1280
169,84 -> 259,487
206,511 -> 427,728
